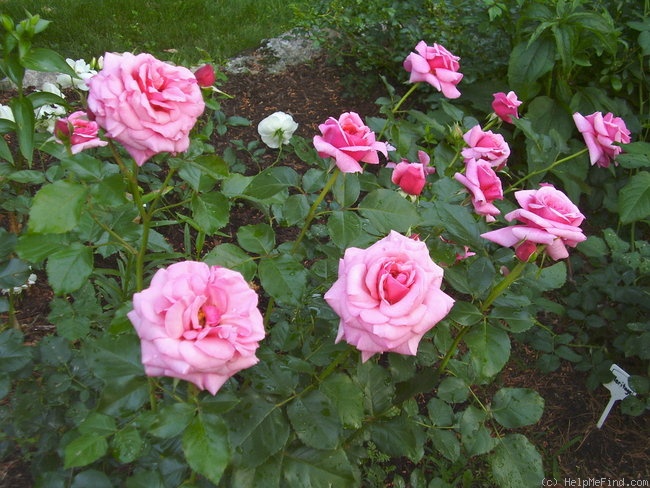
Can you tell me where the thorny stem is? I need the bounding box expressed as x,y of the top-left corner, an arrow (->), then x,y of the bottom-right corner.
111,142 -> 176,291
506,148 -> 588,193
292,168 -> 339,253
436,259 -> 529,376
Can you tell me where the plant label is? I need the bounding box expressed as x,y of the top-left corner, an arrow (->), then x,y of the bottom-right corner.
596,364 -> 636,429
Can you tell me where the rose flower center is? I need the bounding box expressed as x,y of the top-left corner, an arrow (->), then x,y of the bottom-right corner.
379,262 -> 414,305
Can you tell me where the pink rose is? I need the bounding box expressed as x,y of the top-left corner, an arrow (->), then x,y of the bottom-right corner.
390,150 -> 435,196
491,91 -> 522,124
481,184 -> 586,261
461,125 -> 510,169
403,41 -> 463,99
313,112 -> 392,173
194,64 -> 216,87
127,261 -> 265,395
87,52 -> 205,166
324,231 -> 454,362
454,159 -> 504,222
572,111 -> 631,168
54,110 -> 107,154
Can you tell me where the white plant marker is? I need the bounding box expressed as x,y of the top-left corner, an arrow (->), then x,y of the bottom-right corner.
596,363 -> 636,429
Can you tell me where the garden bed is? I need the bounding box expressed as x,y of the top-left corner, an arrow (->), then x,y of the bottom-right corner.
2,50 -> 648,486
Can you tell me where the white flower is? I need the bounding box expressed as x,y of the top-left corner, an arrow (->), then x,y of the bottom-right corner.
55,58 -> 98,91
0,104 -> 14,122
1,273 -> 37,295
34,82 -> 66,132
257,111 -> 299,148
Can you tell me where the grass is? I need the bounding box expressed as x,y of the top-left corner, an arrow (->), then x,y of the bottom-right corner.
0,0 -> 311,64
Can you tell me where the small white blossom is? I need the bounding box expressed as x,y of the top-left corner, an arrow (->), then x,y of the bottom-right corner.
34,82 -> 66,132
257,111 -> 299,148
1,273 -> 37,295
55,58 -> 98,91
0,104 -> 14,122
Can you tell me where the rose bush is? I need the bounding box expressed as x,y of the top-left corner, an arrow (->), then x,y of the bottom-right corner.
127,261 -> 265,395
312,111 -> 392,173
324,231 -> 455,362
87,52 -> 205,166
3,7 -> 646,486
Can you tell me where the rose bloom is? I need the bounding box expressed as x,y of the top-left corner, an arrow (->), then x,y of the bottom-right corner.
313,112 -> 392,173
491,91 -> 522,124
461,125 -> 510,170
194,64 -> 216,87
54,111 -> 108,154
403,41 -> 463,99
257,111 -> 299,148
127,261 -> 265,395
481,184 -> 586,261
389,150 -> 435,196
572,111 -> 631,168
324,231 -> 454,362
454,159 -> 503,222
87,52 -> 205,166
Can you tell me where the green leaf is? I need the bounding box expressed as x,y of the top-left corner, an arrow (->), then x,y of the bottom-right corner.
149,402 -> 196,438
182,412 -> 230,485
71,470 -> 112,488
332,172 -> 360,207
258,254 -> 307,306
64,434 -> 108,469
0,329 -> 32,373
10,96 -> 35,164
508,38 -> 555,99
327,211 -> 363,249
79,412 -> 117,436
533,261 -> 566,291
6,169 -> 46,184
22,47 -> 78,76
427,398 -> 454,427
203,243 -> 257,281
283,446 -> 356,488
357,361 -> 395,414
237,223 -> 276,255
244,167 -> 293,200
429,429 -> 461,462
288,390 -> 342,450
490,434 -> 544,488
225,393 -> 290,469
370,414 -> 425,462
619,171 -> 650,224
84,333 -> 144,381
282,194 -> 310,225
437,377 -> 469,404
230,453 -> 283,488
492,388 -> 544,428
459,405 -> 497,457
465,323 -> 511,379
27,90 -> 68,110
0,257 -> 30,289
320,373 -> 365,429
46,243 -> 93,295
359,188 -> 419,234
191,191 -> 230,234
448,302 -> 484,326
29,180 -> 87,234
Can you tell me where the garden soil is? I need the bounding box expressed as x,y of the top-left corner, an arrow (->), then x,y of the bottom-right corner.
1,48 -> 649,486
